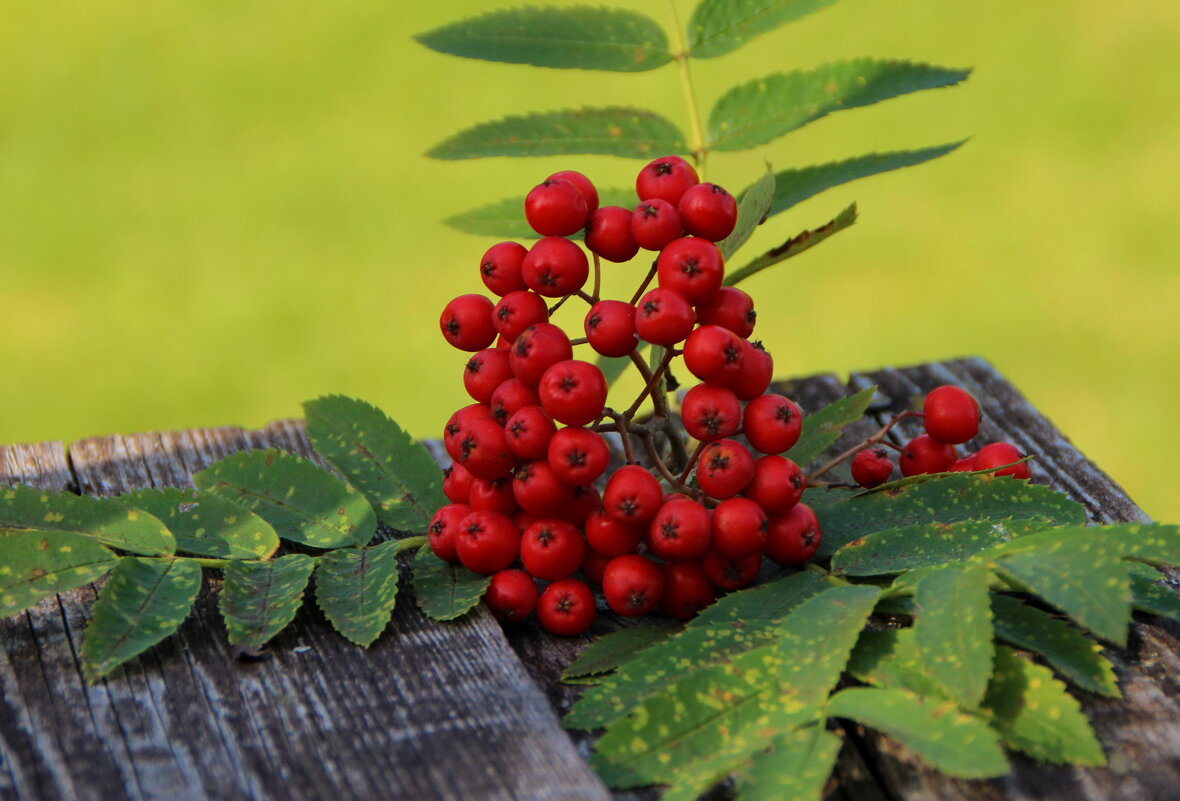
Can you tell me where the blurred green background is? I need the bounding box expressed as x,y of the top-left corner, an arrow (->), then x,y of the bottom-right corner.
1,0 -> 1176,520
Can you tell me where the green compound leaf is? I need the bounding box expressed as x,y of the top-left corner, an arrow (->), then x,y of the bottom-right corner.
828,687 -> 1008,778
81,557 -> 202,681
194,450 -> 376,549
737,724 -> 842,801
0,483 -> 175,556
415,6 -> 672,72
427,107 -> 688,160
412,547 -> 491,621
303,395 -> 446,533
688,0 -> 836,59
315,540 -> 410,647
1128,562 -> 1180,621
708,60 -> 971,152
784,386 -> 875,469
983,647 -> 1105,766
719,168 -> 776,259
808,473 -> 1087,560
563,622 -> 682,680
847,629 -> 944,698
565,571 -> 827,730
1091,523 -> 1180,566
913,564 -> 994,709
991,593 -> 1119,698
446,187 -> 637,238
766,142 -> 966,220
723,203 -> 857,286
120,487 -> 278,560
0,532 -> 118,617
220,554 -> 315,652
591,584 -> 879,789
833,518 -> 1049,577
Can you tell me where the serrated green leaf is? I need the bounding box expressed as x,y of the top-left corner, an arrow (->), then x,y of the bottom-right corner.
415,6 -> 672,72
0,484 -> 175,556
833,518 -> 1048,577
991,594 -> 1119,698
193,449 -> 375,549
687,0 -> 836,59
563,622 -> 682,680
220,554 -> 315,651
0,532 -> 118,616
719,168 -> 775,259
737,724 -> 841,801
708,60 -> 970,152
81,557 -> 202,681
427,107 -> 687,160
766,143 -> 965,219
1128,562 -> 1180,621
565,571 -> 827,729
847,629 -> 944,698
120,487 -> 278,560
315,541 -> 406,647
808,473 -> 1087,560
411,547 -> 491,621
913,564 -> 994,709
446,187 -> 637,238
723,203 -> 857,286
784,386 -> 874,469
303,395 -> 446,533
828,686 -> 1008,778
983,647 -> 1105,765
1089,523 -> 1180,566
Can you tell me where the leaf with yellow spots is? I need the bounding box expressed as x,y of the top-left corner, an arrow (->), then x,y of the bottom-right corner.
1128,562 -> 1180,622
562,622 -> 682,681
982,647 -> 1105,766
0,531 -> 118,616
736,723 -> 842,801
315,540 -> 411,647
847,629 -> 945,699
411,547 -> 491,622
194,449 -> 375,549
220,554 -> 315,653
687,0 -> 836,59
0,483 -> 174,556
833,517 -> 1050,576
827,686 -> 1008,778
913,564 -> 994,709
80,557 -> 202,682
121,487 -> 279,560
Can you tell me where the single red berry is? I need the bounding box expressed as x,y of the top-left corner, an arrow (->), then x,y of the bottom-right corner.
504,404 -> 557,460
492,290 -> 549,344
463,348 -> 514,404
455,510 -> 521,574
743,454 -> 805,515
631,199 -> 684,251
485,569 -> 538,623
525,178 -> 589,237
677,182 -> 737,242
520,519 -> 586,580
710,497 -> 768,559
635,287 -> 695,345
647,497 -> 712,561
510,323 -> 573,386
763,503 -> 821,567
949,454 -> 978,472
973,442 -> 1032,479
680,384 -> 742,442
443,403 -> 494,461
661,561 -> 715,619
522,236 -> 589,298
695,286 -> 755,339
547,170 -> 599,215
428,503 -> 470,563
512,459 -> 575,517
743,394 -> 804,455
696,439 -> 756,499
923,385 -> 981,445
682,324 -> 744,386
547,426 -> 610,486
702,548 -> 761,591
538,360 -> 608,427
468,476 -> 520,516
489,377 -> 540,426
656,237 -> 724,305
603,464 -> 663,525
584,507 -> 644,556
584,300 -> 638,358
899,434 -> 957,476
537,578 -> 596,636
585,205 -> 639,263
730,340 -> 773,401
442,462 -> 475,504
479,242 -> 529,296
453,419 -> 516,480
580,547 -> 612,586
851,447 -> 894,489
562,484 -> 601,526
602,554 -> 666,616
440,294 -> 497,352
636,155 -> 699,205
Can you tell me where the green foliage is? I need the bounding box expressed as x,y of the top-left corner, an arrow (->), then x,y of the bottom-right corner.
315,540 -> 414,647
194,449 -> 376,549
722,203 -> 858,286
1128,562 -> 1180,621
220,554 -> 316,653
0,532 -> 118,616
121,487 -> 279,560
414,7 -> 672,72
833,517 -> 1046,576
411,547 -> 492,621
562,622 -> 682,680
0,483 -> 175,556
445,187 -> 637,238
784,385 -> 875,469
912,564 -> 994,709
687,0 -> 837,59
737,724 -> 842,801
719,168 -> 776,259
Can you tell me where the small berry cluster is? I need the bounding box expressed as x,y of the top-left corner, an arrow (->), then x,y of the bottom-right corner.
433,157 -> 821,636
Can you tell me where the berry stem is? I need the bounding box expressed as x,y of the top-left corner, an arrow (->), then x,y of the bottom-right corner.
609,412 -> 638,464
677,440 -> 706,486
806,409 -> 923,483
591,251 -> 602,302
569,336 -> 589,346
628,262 -> 658,306
665,0 -> 708,176
802,561 -> 852,587
635,428 -> 686,489
623,347 -> 675,420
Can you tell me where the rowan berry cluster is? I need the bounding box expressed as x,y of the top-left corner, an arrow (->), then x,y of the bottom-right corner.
433,156 -> 821,636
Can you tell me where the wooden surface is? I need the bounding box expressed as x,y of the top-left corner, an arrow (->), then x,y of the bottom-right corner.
1,357 -> 1177,801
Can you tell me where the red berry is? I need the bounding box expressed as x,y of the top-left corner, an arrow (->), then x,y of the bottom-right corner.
455,510 -> 521,574
453,418 -> 515,480
428,503 -> 470,563
661,561 -> 715,619
702,548 -> 761,591
463,348 -> 514,404
510,323 -> 573,386
949,454 -> 978,472
899,434 -> 956,476
923,385 -> 981,445
479,242 -> 529,296
547,426 -> 609,486
525,178 -> 589,237
710,497 -> 768,559
743,454 -> 806,515
730,340 -> 773,401
631,199 -> 684,251
677,182 -> 737,242
489,377 -> 540,426
485,569 -> 538,623
584,507 -> 643,556
538,360 -> 608,427
547,170 -> 599,215
584,300 -> 638,358
973,442 -> 1032,479
440,294 -> 497,352
512,459 -> 575,517
580,548 -> 612,586
603,465 -> 663,525
635,287 -> 695,345
468,476 -> 520,515
636,155 -> 699,205
656,237 -> 725,305
851,447 -> 894,489
520,519 -> 586,580
682,325 -> 744,386
602,554 -> 666,616
743,394 -> 804,455
647,497 -> 712,561
562,484 -> 601,526
680,384 -> 742,442
522,236 -> 589,297
504,404 -> 557,460
763,503 -> 821,567
442,462 -> 475,504
444,403 -> 494,461
695,286 -> 755,339
492,290 -> 549,344
585,205 -> 639,263
537,578 -> 596,636
696,439 -> 756,499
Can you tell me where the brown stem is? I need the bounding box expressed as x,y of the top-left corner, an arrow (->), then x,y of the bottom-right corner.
677,440 -> 706,486
628,263 -> 659,306
575,289 -> 597,306
569,336 -> 589,346
623,349 -> 675,420
806,410 -> 922,483
636,429 -> 681,488
591,252 -> 601,302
